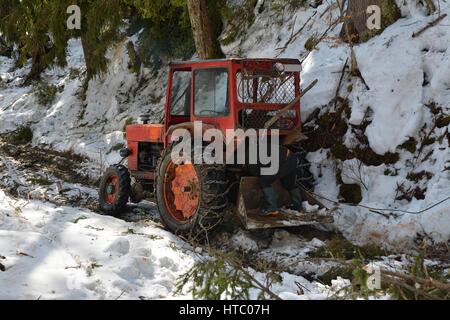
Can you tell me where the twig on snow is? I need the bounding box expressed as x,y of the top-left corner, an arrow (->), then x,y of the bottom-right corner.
276,12 -> 317,56
412,14 -> 447,38
334,58 -> 349,109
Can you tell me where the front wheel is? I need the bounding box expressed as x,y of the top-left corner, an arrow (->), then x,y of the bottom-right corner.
155,144 -> 229,238
99,165 -> 131,214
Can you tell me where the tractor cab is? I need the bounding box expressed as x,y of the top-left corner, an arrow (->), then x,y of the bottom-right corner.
164,58 -> 303,140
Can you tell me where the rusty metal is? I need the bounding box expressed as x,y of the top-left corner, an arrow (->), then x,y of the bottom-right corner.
168,162 -> 200,219
239,109 -> 297,130
236,177 -> 333,230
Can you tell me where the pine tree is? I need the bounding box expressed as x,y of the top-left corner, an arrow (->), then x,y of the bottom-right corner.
0,0 -> 69,84
127,0 -> 224,60
0,0 -> 127,81
0,0 -> 226,81
75,0 -> 128,80
125,0 -> 196,61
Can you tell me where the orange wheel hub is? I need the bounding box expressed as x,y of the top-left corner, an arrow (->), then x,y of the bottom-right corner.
163,161 -> 200,221
105,175 -> 119,204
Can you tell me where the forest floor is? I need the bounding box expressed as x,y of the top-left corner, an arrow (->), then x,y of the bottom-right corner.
1,137 -> 448,300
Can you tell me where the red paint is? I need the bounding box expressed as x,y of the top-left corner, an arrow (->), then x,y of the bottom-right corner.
126,124 -> 164,143
125,58 -> 303,181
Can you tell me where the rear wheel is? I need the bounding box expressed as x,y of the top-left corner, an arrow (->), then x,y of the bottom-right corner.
99,165 -> 131,214
156,144 -> 229,238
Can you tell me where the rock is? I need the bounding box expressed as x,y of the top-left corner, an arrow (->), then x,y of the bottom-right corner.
339,183 -> 362,204
309,0 -> 323,8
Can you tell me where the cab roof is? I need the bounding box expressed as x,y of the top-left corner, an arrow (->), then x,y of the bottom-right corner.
169,58 -> 301,68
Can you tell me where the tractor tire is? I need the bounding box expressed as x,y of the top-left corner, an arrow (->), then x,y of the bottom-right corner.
98,165 -> 131,214
155,143 -> 229,239
294,149 -> 314,191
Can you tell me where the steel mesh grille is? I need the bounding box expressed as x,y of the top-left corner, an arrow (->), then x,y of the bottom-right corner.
237,72 -> 296,104
239,109 -> 296,129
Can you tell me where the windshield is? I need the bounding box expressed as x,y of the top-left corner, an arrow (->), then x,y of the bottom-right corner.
194,68 -> 229,117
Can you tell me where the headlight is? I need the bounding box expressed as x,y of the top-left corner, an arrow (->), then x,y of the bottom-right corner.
120,148 -> 132,158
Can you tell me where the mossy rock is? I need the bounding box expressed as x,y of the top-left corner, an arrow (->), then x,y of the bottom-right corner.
436,115 -> 450,128
304,36 -> 316,51
127,41 -> 141,74
219,0 -> 258,46
399,137 -> 417,153
340,183 -> 362,204
28,176 -> 52,186
123,117 -> 134,132
353,147 -> 399,166
8,127 -> 33,145
331,144 -> 354,160
309,236 -> 386,260
406,171 -> 433,182
422,136 -> 436,146
318,266 -> 355,286
34,83 -> 58,106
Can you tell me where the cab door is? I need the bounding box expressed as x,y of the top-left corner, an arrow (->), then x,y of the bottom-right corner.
165,67 -> 192,131
191,66 -> 235,133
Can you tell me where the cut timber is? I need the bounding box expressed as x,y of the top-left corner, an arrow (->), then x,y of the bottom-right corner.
236,177 -> 334,230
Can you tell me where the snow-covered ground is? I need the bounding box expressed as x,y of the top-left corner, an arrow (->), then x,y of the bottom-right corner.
0,186 -> 361,300
0,38 -> 167,166
0,0 -> 449,300
0,139 -> 354,300
222,0 -> 450,250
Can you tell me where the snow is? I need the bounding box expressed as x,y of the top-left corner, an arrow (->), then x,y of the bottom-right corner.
0,0 -> 449,300
222,0 -> 450,251
1,39 -> 167,166
0,190 -> 195,299
0,153 -> 342,300
0,189 -> 349,300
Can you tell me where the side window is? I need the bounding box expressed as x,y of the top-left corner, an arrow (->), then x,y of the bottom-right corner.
194,68 -> 229,117
170,71 -> 191,116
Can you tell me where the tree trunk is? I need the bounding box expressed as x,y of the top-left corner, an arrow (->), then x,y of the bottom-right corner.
24,41 -> 50,85
186,0 -> 216,60
81,33 -> 95,80
341,0 -> 400,43
23,50 -> 44,85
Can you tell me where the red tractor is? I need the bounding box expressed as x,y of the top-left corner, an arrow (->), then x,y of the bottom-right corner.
99,58 -> 322,236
